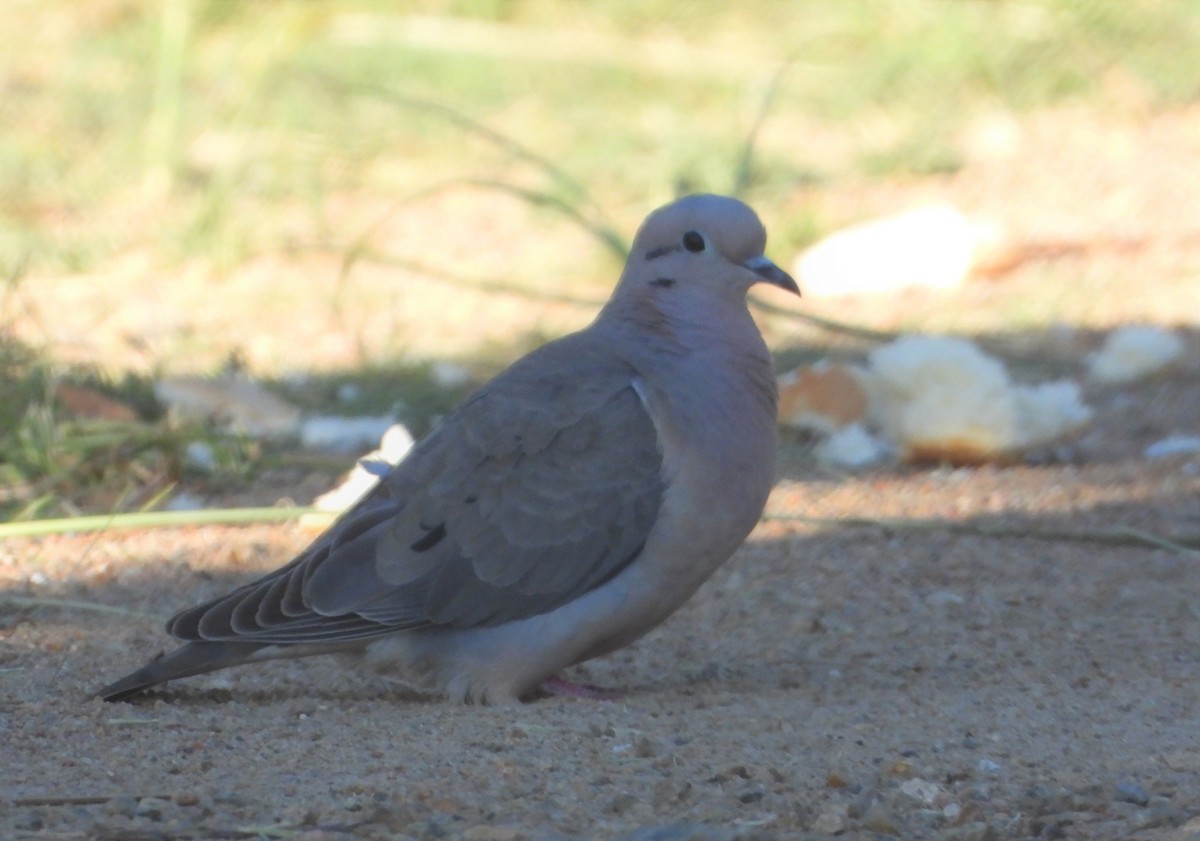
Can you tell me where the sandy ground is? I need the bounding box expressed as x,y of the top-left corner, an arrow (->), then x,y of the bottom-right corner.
3,357 -> 1200,840
4,105 -> 1200,840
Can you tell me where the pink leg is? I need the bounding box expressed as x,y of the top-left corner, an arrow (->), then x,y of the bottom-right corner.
538,675 -> 621,701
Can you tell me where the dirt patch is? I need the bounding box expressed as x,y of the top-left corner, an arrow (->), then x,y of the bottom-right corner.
3,107 -> 1200,839
4,358 -> 1199,840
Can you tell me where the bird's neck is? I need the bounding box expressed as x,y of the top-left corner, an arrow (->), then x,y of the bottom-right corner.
599,288 -> 780,443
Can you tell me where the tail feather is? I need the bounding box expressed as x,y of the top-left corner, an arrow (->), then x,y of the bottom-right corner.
97,641 -> 268,702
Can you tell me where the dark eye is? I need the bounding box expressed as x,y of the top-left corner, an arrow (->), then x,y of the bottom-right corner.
682,230 -> 706,253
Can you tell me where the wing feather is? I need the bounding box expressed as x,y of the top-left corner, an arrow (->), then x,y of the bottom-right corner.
164,333 -> 664,645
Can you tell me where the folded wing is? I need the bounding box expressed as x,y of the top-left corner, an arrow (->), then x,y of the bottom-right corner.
167,339 -> 664,645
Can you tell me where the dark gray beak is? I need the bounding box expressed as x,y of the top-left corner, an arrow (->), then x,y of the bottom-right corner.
744,255 -> 800,296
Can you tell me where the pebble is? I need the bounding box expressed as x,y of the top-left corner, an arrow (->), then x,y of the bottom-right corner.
1114,779 -> 1150,806
134,796 -> 169,820
811,803 -> 849,834
736,784 -> 766,804
926,590 -> 966,606
898,777 -> 942,806
976,758 -> 1002,776
825,768 -> 853,788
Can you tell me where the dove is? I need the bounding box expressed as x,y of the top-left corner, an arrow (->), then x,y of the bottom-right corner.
99,193 -> 800,704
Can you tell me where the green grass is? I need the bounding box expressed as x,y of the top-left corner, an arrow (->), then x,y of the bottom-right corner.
3,0 -> 1198,279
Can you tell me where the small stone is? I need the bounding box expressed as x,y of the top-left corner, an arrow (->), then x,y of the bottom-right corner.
977,758 -> 1002,776
926,590 -> 965,606
174,791 -> 201,807
135,796 -> 169,820
811,803 -> 849,834
1114,780 -> 1149,806
737,785 -> 766,804
826,768 -> 853,788
898,777 -> 942,806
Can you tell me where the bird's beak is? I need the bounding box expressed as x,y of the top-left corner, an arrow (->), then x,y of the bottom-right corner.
744,255 -> 800,296
739,255 -> 796,295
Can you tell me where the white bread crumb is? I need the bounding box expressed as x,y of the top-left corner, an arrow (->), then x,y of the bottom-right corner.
1086,325 -> 1184,385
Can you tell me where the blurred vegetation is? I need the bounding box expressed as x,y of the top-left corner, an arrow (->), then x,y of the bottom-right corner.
2,0 -> 1199,520
3,0 -> 1198,277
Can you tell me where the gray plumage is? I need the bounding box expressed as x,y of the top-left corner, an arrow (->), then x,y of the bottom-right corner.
99,193 -> 800,704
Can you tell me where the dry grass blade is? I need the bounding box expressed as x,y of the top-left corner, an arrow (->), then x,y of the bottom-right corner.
13,795 -> 169,807
732,56 -> 798,199
348,248 -> 606,309
749,297 -> 898,343
0,596 -> 163,620
0,506 -> 317,539
765,513 -> 1200,557
306,73 -> 628,258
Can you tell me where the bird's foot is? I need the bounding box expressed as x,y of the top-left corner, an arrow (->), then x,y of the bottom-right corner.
538,675 -> 620,701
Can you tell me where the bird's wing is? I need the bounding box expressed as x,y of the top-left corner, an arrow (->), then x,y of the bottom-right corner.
167,338 -> 665,644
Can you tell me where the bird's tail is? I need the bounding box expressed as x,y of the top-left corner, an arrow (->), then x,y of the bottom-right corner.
97,641 -> 269,702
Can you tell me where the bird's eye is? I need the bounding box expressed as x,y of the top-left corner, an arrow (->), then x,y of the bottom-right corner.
682,230 -> 706,253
